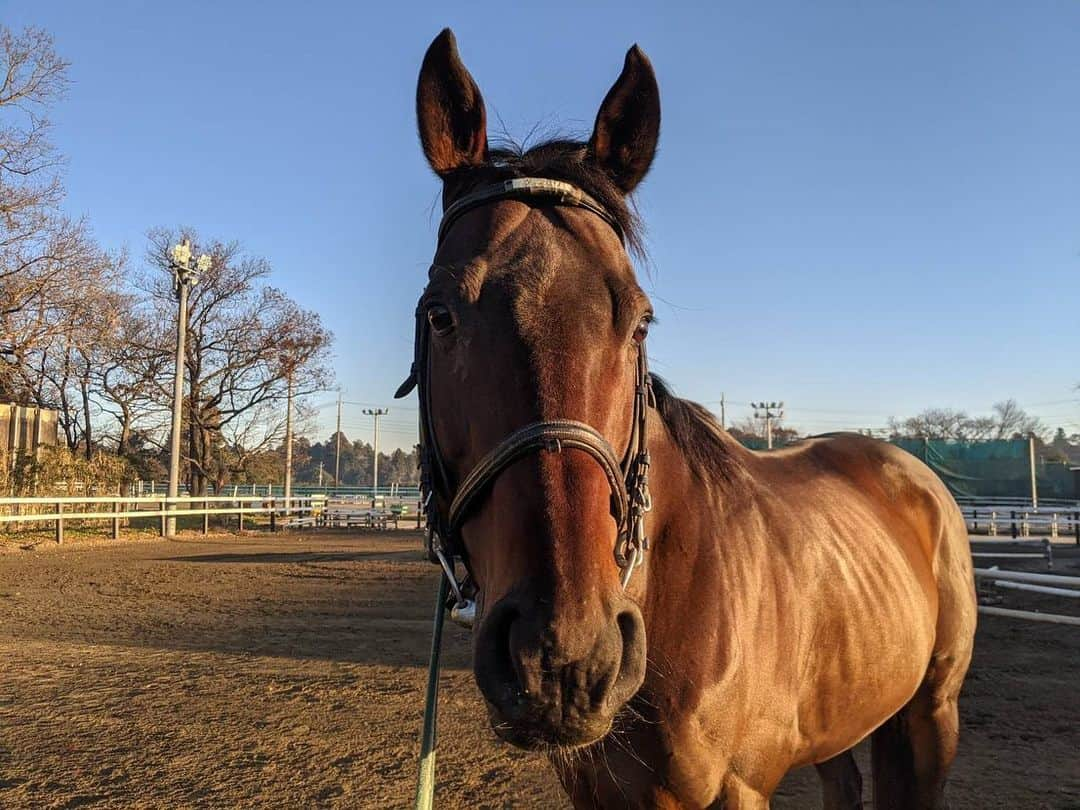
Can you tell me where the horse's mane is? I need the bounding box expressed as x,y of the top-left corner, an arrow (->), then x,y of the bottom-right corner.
453,137 -> 646,256
650,375 -> 743,483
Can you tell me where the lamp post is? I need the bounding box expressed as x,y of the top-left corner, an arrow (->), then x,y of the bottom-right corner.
362,407 -> 388,499
751,401 -> 785,450
166,240 -> 211,535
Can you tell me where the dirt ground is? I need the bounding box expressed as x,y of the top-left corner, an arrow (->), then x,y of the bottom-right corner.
0,530 -> 1078,809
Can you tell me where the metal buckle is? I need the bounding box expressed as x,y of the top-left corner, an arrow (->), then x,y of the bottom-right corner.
431,539 -> 476,628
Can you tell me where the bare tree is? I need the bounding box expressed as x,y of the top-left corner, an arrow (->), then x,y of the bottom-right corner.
91,295 -> 171,456
142,228 -> 333,493
889,401 -> 1044,441
0,25 -> 123,418
989,399 -> 1042,439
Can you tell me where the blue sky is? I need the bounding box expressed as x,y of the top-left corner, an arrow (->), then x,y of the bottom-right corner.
5,1 -> 1079,449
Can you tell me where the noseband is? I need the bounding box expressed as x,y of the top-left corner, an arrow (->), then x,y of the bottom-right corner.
396,177 -> 653,625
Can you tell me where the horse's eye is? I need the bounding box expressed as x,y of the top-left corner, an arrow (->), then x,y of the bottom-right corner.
427,304 -> 455,336
632,316 -> 650,345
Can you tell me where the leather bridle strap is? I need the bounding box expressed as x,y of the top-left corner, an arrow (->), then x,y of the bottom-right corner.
438,177 -> 624,246
397,176 -> 651,617
447,420 -> 629,537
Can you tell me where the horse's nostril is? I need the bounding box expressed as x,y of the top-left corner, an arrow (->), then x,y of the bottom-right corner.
612,606 -> 647,702
474,600 -> 524,706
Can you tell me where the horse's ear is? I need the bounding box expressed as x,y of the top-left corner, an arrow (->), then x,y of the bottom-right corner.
416,29 -> 488,178
587,45 -> 660,193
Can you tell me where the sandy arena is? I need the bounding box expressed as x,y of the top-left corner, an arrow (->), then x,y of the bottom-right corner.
1,530 -> 1078,809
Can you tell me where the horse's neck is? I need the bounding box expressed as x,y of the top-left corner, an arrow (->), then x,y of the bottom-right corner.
642,406 -> 748,556
639,408 -> 751,659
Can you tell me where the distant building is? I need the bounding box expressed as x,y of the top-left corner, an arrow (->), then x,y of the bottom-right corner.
0,403 -> 60,458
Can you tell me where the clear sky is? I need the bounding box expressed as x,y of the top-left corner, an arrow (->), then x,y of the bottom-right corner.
6,1 -> 1079,449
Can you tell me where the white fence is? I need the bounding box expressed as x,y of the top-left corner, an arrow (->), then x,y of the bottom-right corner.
974,566 -> 1080,626
960,502 -> 1080,542
0,495 -> 326,543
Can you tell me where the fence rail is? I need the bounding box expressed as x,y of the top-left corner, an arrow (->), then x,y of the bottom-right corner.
129,481 -> 421,500
961,503 -> 1080,543
0,495 -> 326,543
974,566 -> 1080,626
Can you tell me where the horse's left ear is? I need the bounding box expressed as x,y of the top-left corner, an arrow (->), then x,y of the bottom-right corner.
587,45 -> 660,194
416,29 -> 488,178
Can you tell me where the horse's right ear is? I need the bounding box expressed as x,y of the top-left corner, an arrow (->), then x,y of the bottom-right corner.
416,29 -> 488,178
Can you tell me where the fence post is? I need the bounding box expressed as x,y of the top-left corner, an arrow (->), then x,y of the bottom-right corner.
972,508 -> 978,533
1075,511 -> 1079,546
1010,510 -> 1017,539
202,499 -> 209,535
159,498 -> 167,537
270,497 -> 277,533
55,501 -> 63,544
112,497 -> 120,541
237,499 -> 244,533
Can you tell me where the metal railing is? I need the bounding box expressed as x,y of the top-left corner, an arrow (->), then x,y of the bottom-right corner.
130,481 -> 422,500
0,494 -> 326,544
961,504 -> 1080,543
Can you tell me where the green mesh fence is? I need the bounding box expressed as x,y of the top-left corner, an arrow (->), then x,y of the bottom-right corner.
891,438 -> 1070,499
734,435 -> 1074,500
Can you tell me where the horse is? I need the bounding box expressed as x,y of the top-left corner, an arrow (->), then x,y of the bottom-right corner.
403,28 -> 977,809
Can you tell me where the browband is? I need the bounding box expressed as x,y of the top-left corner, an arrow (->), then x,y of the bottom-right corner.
437,177 -> 625,246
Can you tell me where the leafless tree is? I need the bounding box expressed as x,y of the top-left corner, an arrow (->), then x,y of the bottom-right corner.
0,25 -> 123,418
889,400 -> 1044,441
142,228 -> 333,493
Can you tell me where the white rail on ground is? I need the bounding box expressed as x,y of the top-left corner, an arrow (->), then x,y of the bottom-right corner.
977,606 -> 1080,626
974,566 -> 1080,626
973,568 -> 1080,588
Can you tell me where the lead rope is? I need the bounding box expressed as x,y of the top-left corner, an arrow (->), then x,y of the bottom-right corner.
414,573 -> 449,810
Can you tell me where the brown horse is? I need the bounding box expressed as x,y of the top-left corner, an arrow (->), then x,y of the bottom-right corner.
409,29 -> 976,809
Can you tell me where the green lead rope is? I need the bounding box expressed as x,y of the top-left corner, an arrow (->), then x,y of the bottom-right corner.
415,574 -> 449,810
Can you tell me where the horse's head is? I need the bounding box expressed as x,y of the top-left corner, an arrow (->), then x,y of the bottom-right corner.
410,29 -> 660,749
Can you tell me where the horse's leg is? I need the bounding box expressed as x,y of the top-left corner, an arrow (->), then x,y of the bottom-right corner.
715,777 -> 770,809
871,663 -> 963,810
815,750 -> 863,809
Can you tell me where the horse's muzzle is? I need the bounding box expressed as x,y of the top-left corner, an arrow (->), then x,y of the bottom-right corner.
473,594 -> 646,749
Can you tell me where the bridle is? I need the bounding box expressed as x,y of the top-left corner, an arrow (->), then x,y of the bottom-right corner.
395,177 -> 654,627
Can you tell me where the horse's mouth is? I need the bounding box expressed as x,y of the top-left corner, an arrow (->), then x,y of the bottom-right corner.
487,701 -> 615,751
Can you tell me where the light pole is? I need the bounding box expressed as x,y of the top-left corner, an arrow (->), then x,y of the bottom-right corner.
362,407 -> 388,498
166,239 -> 210,535
751,401 -> 784,450
283,372 -> 294,512
334,392 -> 342,485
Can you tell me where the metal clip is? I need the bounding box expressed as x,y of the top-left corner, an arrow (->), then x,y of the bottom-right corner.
450,599 -> 476,628
619,545 -> 639,589
432,543 -> 466,605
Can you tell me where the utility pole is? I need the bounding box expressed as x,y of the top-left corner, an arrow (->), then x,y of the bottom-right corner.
334,392 -> 342,485
363,407 -> 388,497
166,240 -> 210,536
283,373 -> 294,510
720,393 -> 726,430
751,401 -> 784,450
318,460 -> 324,487
1029,433 -> 1038,510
